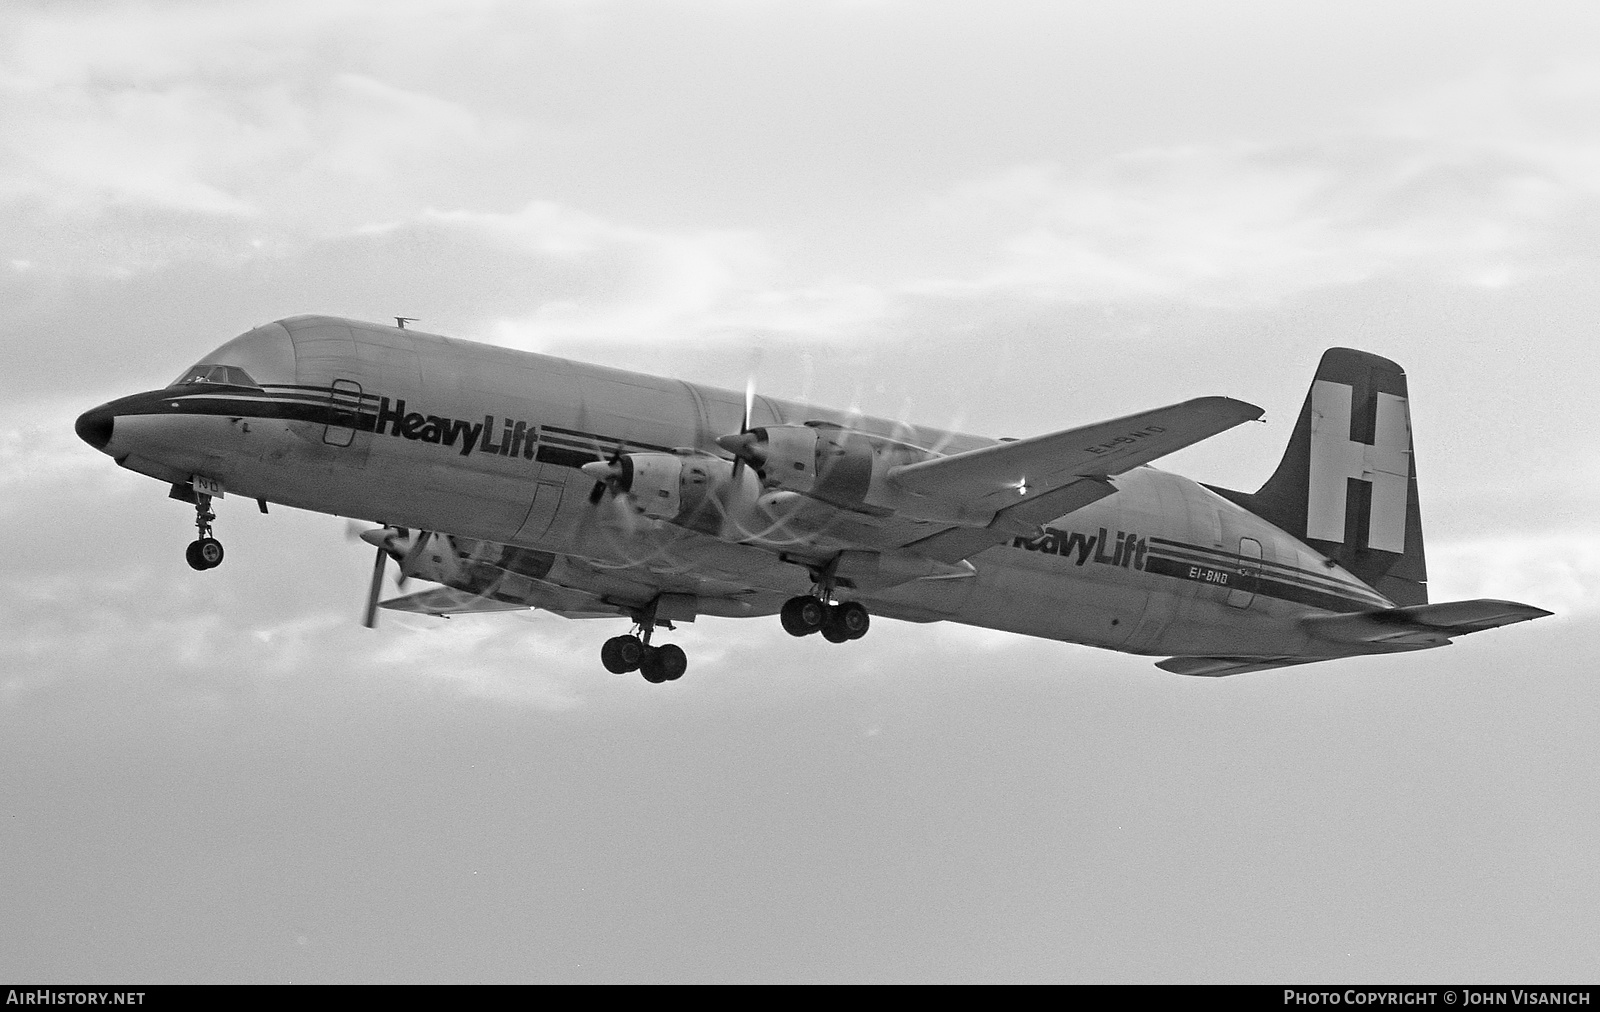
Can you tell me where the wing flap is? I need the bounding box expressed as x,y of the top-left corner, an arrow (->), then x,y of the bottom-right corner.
381,587 -> 533,617
381,580 -> 629,619
903,476 -> 1119,563
888,396 -> 1263,506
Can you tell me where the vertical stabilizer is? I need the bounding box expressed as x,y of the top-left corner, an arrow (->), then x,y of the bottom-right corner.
1209,349 -> 1428,606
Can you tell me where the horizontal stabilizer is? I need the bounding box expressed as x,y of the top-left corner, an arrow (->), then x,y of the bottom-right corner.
888,396 -> 1262,507
1303,598 -> 1552,646
1155,655 -> 1321,677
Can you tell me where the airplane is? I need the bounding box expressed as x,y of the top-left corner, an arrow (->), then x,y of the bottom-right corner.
74,315 -> 1549,683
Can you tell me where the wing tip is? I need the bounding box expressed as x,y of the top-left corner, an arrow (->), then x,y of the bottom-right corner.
1208,395 -> 1265,422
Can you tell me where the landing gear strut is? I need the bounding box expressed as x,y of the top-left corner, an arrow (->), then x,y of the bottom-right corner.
781,560 -> 870,643
185,493 -> 224,571
600,604 -> 688,683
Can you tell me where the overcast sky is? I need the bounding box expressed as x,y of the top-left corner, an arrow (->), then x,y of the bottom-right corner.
2,0 -> 1597,983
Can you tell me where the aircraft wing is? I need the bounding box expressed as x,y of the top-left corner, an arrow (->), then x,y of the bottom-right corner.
889,397 -> 1263,519
893,397 -> 1261,562
381,587 -> 531,616
1155,655 -> 1323,677
901,476 -> 1121,563
380,579 -> 627,620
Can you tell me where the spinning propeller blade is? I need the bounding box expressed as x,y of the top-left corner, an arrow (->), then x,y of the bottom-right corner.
362,543 -> 387,628
584,443 -> 628,505
354,525 -> 441,625
730,374 -> 756,482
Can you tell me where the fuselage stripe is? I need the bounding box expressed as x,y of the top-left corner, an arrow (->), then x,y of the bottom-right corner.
1147,536 -> 1386,596
1145,547 -> 1388,605
538,426 -> 676,454
1144,544 -> 1387,603
1140,553 -> 1385,612
108,387 -> 698,475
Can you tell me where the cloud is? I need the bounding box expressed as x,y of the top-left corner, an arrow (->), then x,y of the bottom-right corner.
918,68 -> 1600,307
0,401 -> 598,714
1429,532 -> 1600,618
372,201 -> 896,348
0,67 -> 504,222
0,1 -> 514,268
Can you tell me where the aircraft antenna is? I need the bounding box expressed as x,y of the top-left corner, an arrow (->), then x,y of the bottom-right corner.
395,317 -> 417,329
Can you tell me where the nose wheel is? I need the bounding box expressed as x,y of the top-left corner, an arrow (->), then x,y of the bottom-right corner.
185,493 -> 225,571
185,537 -> 224,571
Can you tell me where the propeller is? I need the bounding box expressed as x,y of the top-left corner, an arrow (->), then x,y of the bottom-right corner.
716,373 -> 767,480
585,444 -> 627,504
351,524 -> 441,627
731,374 -> 756,483
577,451 -> 651,542
362,541 -> 388,629
351,524 -> 404,629
577,425 -> 654,539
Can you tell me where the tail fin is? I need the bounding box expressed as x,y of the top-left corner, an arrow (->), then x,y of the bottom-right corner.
1209,348 -> 1428,606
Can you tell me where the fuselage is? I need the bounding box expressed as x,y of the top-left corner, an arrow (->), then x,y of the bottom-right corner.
79,315 -> 1398,661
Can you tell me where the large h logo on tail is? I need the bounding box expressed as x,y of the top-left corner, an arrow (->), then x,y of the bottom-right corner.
1307,380 -> 1411,552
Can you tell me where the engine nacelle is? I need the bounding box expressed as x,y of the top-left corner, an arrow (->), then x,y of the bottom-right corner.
592,451 -> 762,523
612,453 -> 683,519
727,423 -> 938,512
749,424 -> 819,494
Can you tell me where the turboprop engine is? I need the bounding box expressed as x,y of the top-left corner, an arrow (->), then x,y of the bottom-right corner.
582,451 -> 762,523
716,422 -> 941,515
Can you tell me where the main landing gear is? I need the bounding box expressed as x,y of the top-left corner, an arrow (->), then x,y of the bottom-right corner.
780,595 -> 870,643
601,612 -> 688,684
598,582 -> 869,684
184,493 -> 225,571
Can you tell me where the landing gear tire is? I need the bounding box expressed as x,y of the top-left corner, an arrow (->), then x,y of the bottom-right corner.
639,647 -> 668,683
601,635 -> 646,673
837,601 -> 870,640
654,643 -> 687,682
819,601 -> 870,643
638,643 -> 688,683
781,595 -> 828,637
186,538 -> 224,571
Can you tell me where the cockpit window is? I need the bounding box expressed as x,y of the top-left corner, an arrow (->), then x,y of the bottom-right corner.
170,364 -> 260,388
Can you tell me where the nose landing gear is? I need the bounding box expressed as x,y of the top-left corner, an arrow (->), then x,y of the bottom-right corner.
184,493 -> 224,571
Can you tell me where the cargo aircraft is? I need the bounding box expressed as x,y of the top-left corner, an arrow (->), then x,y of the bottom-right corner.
75,316 -> 1548,682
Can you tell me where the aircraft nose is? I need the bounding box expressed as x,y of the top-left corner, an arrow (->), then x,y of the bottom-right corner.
75,404 -> 115,452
